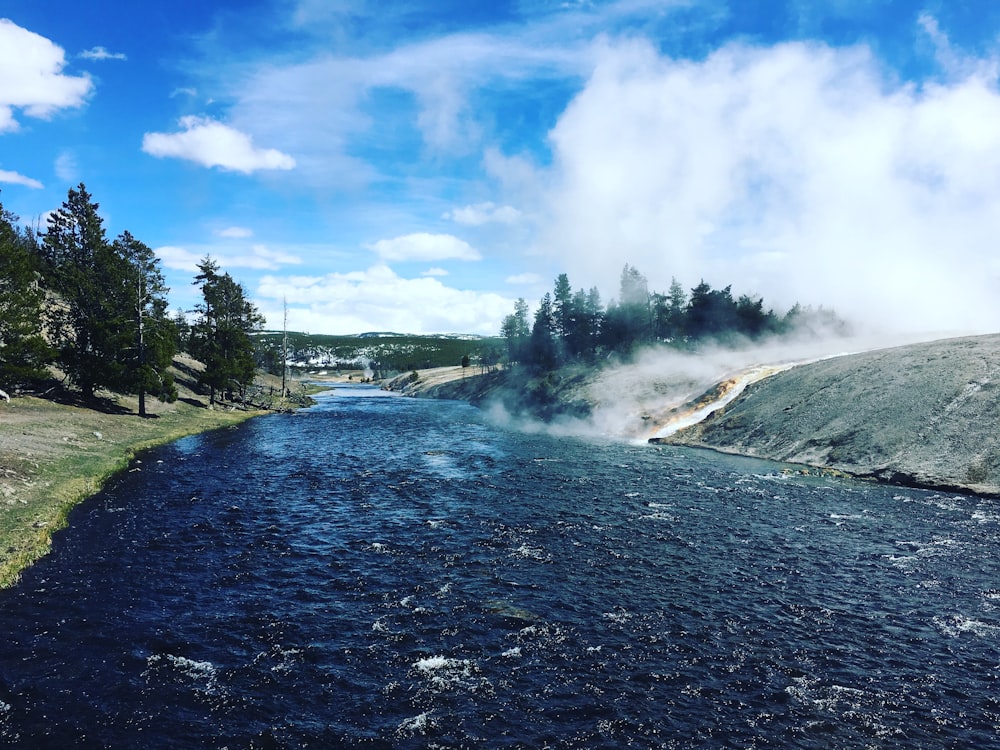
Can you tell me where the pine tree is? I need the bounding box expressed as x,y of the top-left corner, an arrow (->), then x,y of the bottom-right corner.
500,297 -> 530,364
552,273 -> 573,341
0,201 -> 52,390
190,256 -> 264,405
40,184 -> 125,399
527,293 -> 558,370
113,231 -> 177,416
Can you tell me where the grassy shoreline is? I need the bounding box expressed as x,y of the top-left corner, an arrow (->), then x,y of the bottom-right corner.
0,391 -> 266,589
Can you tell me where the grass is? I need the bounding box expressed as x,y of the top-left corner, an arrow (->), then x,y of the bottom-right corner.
0,360 -> 276,589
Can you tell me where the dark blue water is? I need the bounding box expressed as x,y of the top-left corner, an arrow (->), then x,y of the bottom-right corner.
2,386 -> 1000,748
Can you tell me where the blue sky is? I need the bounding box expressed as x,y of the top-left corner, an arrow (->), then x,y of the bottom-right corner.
3,1 -> 1000,336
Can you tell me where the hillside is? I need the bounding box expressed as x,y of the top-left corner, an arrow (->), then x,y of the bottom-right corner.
654,334 -> 1000,495
391,334 -> 1000,496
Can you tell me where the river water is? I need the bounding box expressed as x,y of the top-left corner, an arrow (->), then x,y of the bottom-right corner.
2,386 -> 999,748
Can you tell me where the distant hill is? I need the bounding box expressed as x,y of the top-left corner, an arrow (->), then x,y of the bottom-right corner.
254,331 -> 504,374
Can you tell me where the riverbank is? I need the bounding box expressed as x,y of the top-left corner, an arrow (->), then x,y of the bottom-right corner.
389,334 -> 1000,496
0,356 -> 299,588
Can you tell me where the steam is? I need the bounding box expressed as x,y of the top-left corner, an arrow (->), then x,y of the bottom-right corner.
482,331 -> 936,444
528,37 -> 1000,337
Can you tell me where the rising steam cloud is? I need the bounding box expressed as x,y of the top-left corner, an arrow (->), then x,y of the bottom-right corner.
527,36 -> 1000,336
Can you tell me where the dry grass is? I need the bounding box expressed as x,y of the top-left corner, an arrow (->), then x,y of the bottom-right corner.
0,358 -> 273,589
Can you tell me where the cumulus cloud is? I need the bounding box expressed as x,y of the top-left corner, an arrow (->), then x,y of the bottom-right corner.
142,116 -> 296,173
0,19 -> 92,132
0,169 -> 43,189
532,35 -> 1000,334
79,46 -> 127,61
369,232 -> 481,262
444,201 -> 522,225
257,264 -> 513,335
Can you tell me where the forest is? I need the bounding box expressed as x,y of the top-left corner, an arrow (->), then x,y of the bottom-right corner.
501,264 -> 849,370
0,184 -> 263,414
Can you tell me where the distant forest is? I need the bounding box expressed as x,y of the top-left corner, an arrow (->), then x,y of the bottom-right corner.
0,185 -> 264,413
501,264 -> 849,370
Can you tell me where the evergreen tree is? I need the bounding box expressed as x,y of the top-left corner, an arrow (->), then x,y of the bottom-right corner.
500,297 -> 531,364
584,286 -> 603,357
190,256 -> 264,405
40,184 -> 125,399
171,309 -> 191,352
552,273 -> 573,341
0,201 -> 51,389
686,281 -> 739,341
527,293 -> 558,370
601,265 -> 649,355
113,231 -> 177,416
666,277 -> 687,340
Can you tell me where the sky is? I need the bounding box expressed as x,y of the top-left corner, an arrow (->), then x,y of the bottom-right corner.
3,1 -> 1000,337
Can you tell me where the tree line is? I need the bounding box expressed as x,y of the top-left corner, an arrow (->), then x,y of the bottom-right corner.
0,184 -> 263,414
501,263 -> 849,370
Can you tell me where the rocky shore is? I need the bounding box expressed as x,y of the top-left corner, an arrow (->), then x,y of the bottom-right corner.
655,334 -> 1000,496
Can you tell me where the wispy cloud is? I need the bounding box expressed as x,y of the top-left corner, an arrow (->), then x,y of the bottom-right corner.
217,226 -> 253,238
368,233 -> 481,262
506,272 -> 542,286
155,243 -> 302,273
54,150 -> 79,182
0,169 -> 43,189
444,201 -> 522,225
142,116 -> 296,173
0,19 -> 92,132
79,46 -> 127,61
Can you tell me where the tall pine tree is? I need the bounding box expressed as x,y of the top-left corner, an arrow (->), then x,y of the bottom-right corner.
0,200 -> 51,390
40,184 -> 124,399
113,231 -> 177,416
191,256 -> 264,405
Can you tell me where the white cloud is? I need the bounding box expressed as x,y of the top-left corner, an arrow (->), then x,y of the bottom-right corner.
0,19 -> 92,132
506,272 -> 542,285
256,265 -> 512,335
79,46 -> 127,61
54,150 -> 79,182
422,267 -> 449,276
216,23 -> 590,190
444,201 -> 522,225
218,226 -> 253,238
142,116 -> 296,173
369,232 -> 481,262
155,243 -> 301,273
155,246 -> 203,273
531,35 -> 1000,334
247,244 -> 302,268
0,169 -> 43,189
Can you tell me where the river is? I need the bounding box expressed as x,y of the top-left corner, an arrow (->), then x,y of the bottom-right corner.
1,385 -> 999,748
